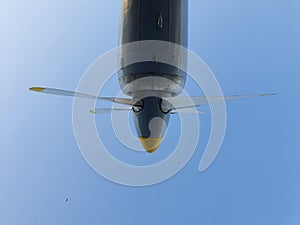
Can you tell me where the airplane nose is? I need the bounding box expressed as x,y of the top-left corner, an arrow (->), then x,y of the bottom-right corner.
133,96 -> 170,153
138,137 -> 163,153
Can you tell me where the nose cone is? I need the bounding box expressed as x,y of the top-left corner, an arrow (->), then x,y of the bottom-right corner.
133,96 -> 170,153
139,137 -> 163,153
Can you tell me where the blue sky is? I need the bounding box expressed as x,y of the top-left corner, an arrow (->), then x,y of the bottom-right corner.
1,0 -> 300,224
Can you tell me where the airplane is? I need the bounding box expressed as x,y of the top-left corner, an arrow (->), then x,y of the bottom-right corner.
29,0 -> 276,153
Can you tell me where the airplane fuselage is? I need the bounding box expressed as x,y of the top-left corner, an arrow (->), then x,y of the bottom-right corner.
118,0 -> 188,152
119,0 -> 188,98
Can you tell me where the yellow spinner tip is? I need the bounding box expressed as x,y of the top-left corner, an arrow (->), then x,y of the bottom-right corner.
139,137 -> 163,153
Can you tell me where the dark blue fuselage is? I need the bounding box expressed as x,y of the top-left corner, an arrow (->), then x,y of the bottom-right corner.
118,0 -> 188,152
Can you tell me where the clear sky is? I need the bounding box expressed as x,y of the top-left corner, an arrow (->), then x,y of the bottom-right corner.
1,0 -> 300,224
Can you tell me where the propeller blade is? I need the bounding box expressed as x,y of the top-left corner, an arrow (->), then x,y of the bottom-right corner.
29,87 -> 139,106
164,93 -> 277,110
171,108 -> 207,114
90,108 -> 132,114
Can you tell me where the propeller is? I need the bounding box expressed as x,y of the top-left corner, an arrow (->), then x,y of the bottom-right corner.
164,93 -> 277,110
90,108 -> 132,114
170,108 -> 207,114
30,87 -> 277,113
29,87 -> 140,106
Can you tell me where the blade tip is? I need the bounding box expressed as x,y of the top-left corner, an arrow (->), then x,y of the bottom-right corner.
198,164 -> 207,172
260,93 -> 278,97
29,87 -> 45,92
